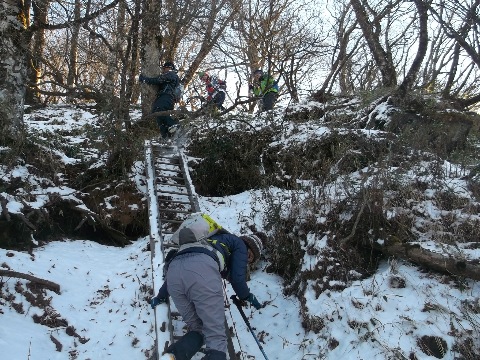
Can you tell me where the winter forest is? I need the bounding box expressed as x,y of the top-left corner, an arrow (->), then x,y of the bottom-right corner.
1,0 -> 480,359
2,0 -> 480,129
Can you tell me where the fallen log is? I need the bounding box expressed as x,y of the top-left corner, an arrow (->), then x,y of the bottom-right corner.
373,242 -> 480,281
0,270 -> 61,294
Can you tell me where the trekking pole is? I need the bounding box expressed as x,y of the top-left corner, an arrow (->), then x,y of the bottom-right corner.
230,295 -> 269,360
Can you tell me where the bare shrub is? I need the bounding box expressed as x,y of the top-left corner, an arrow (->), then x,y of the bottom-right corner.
188,126 -> 273,196
417,335 -> 448,359
32,307 -> 68,328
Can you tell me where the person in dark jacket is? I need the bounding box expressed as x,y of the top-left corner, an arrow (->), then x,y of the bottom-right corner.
150,229 -> 263,360
139,61 -> 180,139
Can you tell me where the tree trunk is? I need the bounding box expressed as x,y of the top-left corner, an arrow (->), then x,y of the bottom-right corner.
442,42 -> 461,98
25,0 -> 49,105
374,243 -> 480,281
66,0 -> 81,103
123,0 -> 142,127
0,0 -> 29,145
140,0 -> 163,116
396,0 -> 428,98
103,0 -> 127,124
350,0 -> 397,87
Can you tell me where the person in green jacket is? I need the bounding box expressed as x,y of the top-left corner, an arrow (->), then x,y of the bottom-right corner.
249,69 -> 279,111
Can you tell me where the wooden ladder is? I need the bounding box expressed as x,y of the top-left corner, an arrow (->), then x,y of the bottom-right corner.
145,140 -> 238,360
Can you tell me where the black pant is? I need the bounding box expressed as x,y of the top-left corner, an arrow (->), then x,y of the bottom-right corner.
213,92 -> 226,110
262,91 -> 278,111
152,93 -> 178,138
204,92 -> 226,111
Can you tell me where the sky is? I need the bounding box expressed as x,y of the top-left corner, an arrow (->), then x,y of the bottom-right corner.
1,104 -> 479,360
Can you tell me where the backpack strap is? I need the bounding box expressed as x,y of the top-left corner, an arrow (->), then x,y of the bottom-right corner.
207,239 -> 231,256
175,243 -> 226,272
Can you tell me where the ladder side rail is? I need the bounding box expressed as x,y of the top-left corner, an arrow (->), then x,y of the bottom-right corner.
155,145 -> 239,360
176,148 -> 238,360
177,148 -> 201,212
145,141 -> 174,358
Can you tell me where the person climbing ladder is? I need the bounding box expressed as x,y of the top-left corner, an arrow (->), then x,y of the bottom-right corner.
150,213 -> 264,360
139,61 -> 180,140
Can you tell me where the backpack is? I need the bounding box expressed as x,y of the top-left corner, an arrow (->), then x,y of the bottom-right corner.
169,213 -> 227,271
170,213 -> 223,245
217,79 -> 227,90
272,80 -> 279,92
173,82 -> 184,103
266,77 -> 279,92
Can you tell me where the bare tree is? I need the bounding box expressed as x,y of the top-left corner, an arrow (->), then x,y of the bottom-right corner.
138,0 -> 243,115
0,0 -> 29,143
419,5 -> 456,92
122,0 -> 142,122
180,0 -> 242,86
66,0 -> 82,103
219,0 -> 323,108
141,0 -> 165,115
27,0 -> 121,104
26,0 -> 50,105
9,0 -> 480,118
427,0 -> 480,106
318,2 -> 359,95
395,0 -> 428,97
349,0 -> 399,88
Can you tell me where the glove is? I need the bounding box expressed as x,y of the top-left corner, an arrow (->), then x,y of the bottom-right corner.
139,74 -> 145,83
150,297 -> 166,309
245,293 -> 262,310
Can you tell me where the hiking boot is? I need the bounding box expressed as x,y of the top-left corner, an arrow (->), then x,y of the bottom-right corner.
168,124 -> 179,134
159,354 -> 175,360
166,330 -> 204,360
201,350 -> 226,360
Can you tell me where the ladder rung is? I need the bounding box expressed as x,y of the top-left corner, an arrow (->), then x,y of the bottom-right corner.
157,168 -> 181,174
156,160 -> 180,165
158,174 -> 185,181
157,182 -> 186,188
160,218 -> 184,224
157,190 -> 189,196
154,153 -> 179,159
159,208 -> 192,214
163,243 -> 179,249
159,199 -> 192,205
152,144 -> 175,148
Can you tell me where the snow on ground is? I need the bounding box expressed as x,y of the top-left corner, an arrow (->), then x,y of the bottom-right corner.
2,192 -> 479,359
1,105 -> 479,359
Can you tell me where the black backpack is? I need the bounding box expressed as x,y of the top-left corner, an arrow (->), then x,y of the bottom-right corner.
173,83 -> 184,103
217,79 -> 227,90
164,82 -> 183,103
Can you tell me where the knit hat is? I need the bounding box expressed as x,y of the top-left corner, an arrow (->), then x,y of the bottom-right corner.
198,71 -> 209,80
241,234 -> 263,263
163,61 -> 175,69
178,228 -> 199,245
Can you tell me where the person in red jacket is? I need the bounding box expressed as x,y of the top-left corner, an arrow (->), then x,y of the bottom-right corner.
198,71 -> 227,111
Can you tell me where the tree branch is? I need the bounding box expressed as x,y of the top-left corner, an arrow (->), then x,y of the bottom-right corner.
0,270 -> 61,294
29,0 -> 120,32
